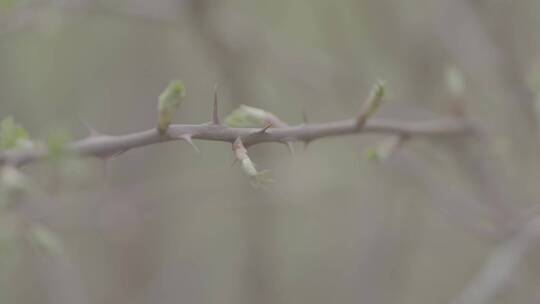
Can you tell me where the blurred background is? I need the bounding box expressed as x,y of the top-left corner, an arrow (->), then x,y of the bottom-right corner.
2,0 -> 540,303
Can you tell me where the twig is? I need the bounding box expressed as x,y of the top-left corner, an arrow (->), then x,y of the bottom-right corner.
452,216 -> 540,304
0,116 -> 471,167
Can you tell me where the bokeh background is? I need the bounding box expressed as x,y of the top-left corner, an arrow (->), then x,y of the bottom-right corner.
2,0 -> 540,303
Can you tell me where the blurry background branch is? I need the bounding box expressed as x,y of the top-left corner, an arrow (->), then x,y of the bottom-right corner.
453,215 -> 540,304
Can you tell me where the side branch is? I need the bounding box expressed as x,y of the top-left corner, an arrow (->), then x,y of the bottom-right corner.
0,117 -> 471,166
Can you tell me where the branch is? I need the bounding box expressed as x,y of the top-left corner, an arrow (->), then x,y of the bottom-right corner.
0,116 -> 471,167
452,216 -> 540,304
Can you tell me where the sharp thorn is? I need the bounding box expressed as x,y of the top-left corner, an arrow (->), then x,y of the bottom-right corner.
286,142 -> 295,157
181,135 -> 200,154
258,123 -> 273,134
212,85 -> 221,125
79,116 -> 101,137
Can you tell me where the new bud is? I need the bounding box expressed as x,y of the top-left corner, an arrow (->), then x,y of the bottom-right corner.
158,80 -> 186,133
357,80 -> 386,128
226,105 -> 268,128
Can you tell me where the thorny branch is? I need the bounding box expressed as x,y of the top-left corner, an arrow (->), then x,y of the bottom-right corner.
0,92 -> 472,167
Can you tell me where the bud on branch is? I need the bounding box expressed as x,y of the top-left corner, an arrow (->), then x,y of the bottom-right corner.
233,137 -> 273,187
0,80 -> 472,179
158,80 -> 186,134
357,80 -> 386,129
226,105 -> 288,128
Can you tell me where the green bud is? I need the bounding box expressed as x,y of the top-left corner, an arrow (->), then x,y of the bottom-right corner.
357,80 -> 386,128
225,105 -> 268,128
365,79 -> 386,117
364,136 -> 404,163
241,158 -> 258,177
364,147 -> 381,162
0,116 -> 31,150
232,137 -> 273,188
158,80 -> 186,133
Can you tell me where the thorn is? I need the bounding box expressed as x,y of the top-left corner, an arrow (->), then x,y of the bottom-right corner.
212,85 -> 221,125
258,123 -> 273,134
78,116 -> 101,137
230,158 -> 239,168
181,135 -> 200,154
286,142 -> 295,157
243,123 -> 273,144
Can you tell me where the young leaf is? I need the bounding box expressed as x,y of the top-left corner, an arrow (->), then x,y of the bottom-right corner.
158,80 -> 186,133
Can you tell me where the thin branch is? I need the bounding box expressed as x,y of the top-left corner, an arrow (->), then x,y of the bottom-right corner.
452,216 -> 540,304
0,116 -> 471,167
